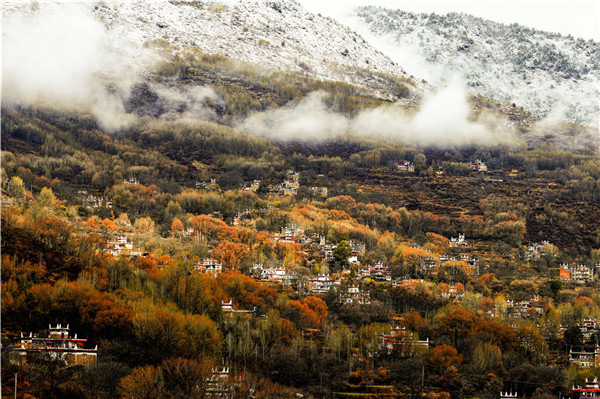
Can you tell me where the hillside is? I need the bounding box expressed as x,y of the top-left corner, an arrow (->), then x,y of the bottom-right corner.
3,2 -> 600,398
93,0 -> 424,99
352,6 -> 600,127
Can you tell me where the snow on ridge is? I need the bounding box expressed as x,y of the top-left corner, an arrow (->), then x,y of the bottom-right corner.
93,0 -> 422,94
352,6 -> 600,127
3,0 -> 424,96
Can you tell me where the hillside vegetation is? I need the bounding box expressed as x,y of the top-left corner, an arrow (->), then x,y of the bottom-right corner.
2,2 -> 600,398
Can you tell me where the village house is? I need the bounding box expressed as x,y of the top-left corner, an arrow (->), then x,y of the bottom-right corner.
231,209 -> 252,227
396,160 -> 415,172
360,262 -> 392,281
419,254 -> 440,273
348,242 -> 365,265
194,258 -> 223,277
570,377 -> 600,398
506,296 -> 545,318
395,279 -> 426,291
107,236 -> 142,257
308,274 -> 340,293
260,267 -> 286,282
321,242 -> 337,259
525,241 -> 554,260
206,366 -> 235,397
570,345 -> 600,368
123,176 -> 140,185
339,285 -> 371,305
275,224 -> 305,244
196,179 -> 218,190
11,324 -> 97,367
449,233 -> 469,248
438,284 -> 465,301
241,179 -> 262,192
579,319 -> 600,342
560,264 -> 595,284
470,159 -> 488,172
221,300 -> 255,316
83,194 -> 113,210
253,265 -> 297,284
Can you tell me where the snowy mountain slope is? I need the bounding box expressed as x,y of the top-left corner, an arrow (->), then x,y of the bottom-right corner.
351,6 -> 600,127
91,0 -> 423,97
3,0 -> 425,101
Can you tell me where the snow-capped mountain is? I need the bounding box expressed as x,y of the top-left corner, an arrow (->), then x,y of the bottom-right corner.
93,0 -> 423,96
3,0 -> 426,101
351,6 -> 600,127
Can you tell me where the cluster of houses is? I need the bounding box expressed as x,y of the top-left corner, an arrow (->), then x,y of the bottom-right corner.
196,170 -> 327,199
9,323 -> 244,397
277,170 -> 300,196
394,159 -> 487,174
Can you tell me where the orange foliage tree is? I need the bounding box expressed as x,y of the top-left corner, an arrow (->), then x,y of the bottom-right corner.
171,218 -> 184,236
213,242 -> 251,270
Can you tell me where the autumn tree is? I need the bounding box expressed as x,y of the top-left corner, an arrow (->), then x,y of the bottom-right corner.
428,344 -> 463,372
436,307 -> 478,348
214,242 -> 251,271
114,213 -> 133,231
8,176 -> 25,204
134,216 -> 155,233
101,218 -> 120,236
171,218 -> 184,236
118,364 -> 164,399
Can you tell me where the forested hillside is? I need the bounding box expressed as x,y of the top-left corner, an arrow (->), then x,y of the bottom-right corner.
2,1 -> 600,398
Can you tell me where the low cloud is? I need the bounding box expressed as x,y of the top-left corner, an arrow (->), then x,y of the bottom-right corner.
2,2 -> 156,130
153,85 -> 219,121
240,92 -> 350,141
239,80 -> 515,147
